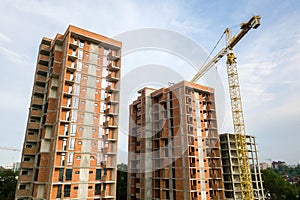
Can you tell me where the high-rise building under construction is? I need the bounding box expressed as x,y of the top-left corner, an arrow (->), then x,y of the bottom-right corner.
15,26 -> 121,199
127,81 -> 225,200
219,133 -> 265,199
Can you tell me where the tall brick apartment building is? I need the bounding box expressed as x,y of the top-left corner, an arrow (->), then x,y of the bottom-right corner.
15,26 -> 121,199
127,81 -> 225,200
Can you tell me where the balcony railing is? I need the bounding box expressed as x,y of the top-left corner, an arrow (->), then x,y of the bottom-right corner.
30,109 -> 42,117
104,108 -> 118,116
38,54 -> 49,66
24,147 -> 37,155
25,134 -> 38,142
18,175 -> 33,182
33,86 -> 45,95
107,62 -> 120,71
106,73 -> 119,82
16,189 -> 31,197
105,85 -> 118,94
35,74 -> 47,84
28,122 -> 40,130
103,121 -> 117,129
108,51 -> 120,61
21,161 -> 35,168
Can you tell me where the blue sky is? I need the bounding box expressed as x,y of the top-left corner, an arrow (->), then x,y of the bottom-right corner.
0,0 -> 299,166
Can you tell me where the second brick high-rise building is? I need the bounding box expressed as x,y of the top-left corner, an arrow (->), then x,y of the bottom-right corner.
15,26 -> 121,199
128,81 -> 225,200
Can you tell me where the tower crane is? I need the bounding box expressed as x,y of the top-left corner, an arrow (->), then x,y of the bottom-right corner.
191,15 -> 261,200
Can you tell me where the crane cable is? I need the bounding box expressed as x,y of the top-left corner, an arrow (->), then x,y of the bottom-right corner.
198,31 -> 226,76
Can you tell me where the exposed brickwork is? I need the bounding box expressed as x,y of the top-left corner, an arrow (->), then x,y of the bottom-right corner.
128,81 -> 225,200
16,26 -> 121,200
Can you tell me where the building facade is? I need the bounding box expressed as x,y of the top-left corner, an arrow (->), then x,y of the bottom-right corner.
128,81 -> 225,200
15,26 -> 121,199
219,133 -> 265,199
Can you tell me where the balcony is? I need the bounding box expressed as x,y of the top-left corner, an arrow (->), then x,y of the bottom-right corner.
105,85 -> 118,94
25,134 -> 38,142
65,77 -> 75,85
40,44 -> 50,55
69,41 -> 79,49
107,62 -> 120,71
32,98 -> 43,106
191,185 -> 197,190
105,96 -> 118,105
28,122 -> 40,130
106,73 -> 119,82
21,161 -> 35,168
30,109 -> 42,117
38,54 -> 49,66
35,74 -> 47,84
33,86 -> 45,95
24,147 -> 37,155
61,104 -> 72,111
103,121 -> 117,129
18,175 -> 33,182
67,53 -> 77,61
103,146 -> 116,155
16,189 -> 31,197
103,133 -> 117,142
104,108 -> 118,116
108,51 -> 120,61
36,64 -> 48,76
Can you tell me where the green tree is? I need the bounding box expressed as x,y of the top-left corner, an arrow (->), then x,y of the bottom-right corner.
0,167 -> 18,200
262,168 -> 299,199
117,163 -> 127,200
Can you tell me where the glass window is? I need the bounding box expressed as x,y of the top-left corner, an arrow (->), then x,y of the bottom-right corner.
78,50 -> 83,59
66,111 -> 70,121
67,153 -> 74,165
77,61 -> 82,71
64,185 -> 71,197
57,185 -> 62,198
98,141 -> 102,150
73,97 -> 79,108
61,154 -> 65,166
95,184 -> 100,195
101,90 -> 106,100
96,169 -> 102,180
100,102 -> 106,112
71,110 -> 78,122
69,138 -> 75,150
66,169 -> 72,180
70,124 -> 76,136
98,128 -> 103,138
96,154 -> 102,166
75,72 -> 81,83
79,41 -> 84,48
68,85 -> 73,94
74,84 -> 80,96
59,168 -> 63,181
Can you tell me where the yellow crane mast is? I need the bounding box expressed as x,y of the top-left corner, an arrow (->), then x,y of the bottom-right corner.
191,15 -> 261,200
